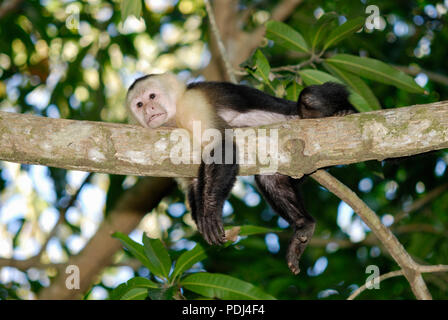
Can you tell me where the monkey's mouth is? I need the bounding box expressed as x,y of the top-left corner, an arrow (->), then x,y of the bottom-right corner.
147,113 -> 166,123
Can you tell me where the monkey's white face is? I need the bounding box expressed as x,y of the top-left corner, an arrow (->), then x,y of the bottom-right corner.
128,83 -> 172,128
129,88 -> 169,128
127,74 -> 183,129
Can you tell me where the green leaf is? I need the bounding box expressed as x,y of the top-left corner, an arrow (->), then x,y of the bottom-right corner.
247,50 -> 276,92
121,288 -> 148,300
326,54 -> 426,94
147,286 -> 177,300
82,286 -> 94,300
235,225 -> 282,236
286,81 -> 303,101
171,244 -> 206,280
323,62 -> 381,110
121,0 -> 142,22
112,232 -> 156,273
347,92 -> 373,113
266,21 -> 309,53
298,69 -> 371,112
323,17 -> 365,51
311,12 -> 338,52
254,50 -> 271,84
127,277 -> 159,289
109,283 -> 127,300
109,277 -> 158,300
299,69 -> 342,85
142,234 -> 172,279
181,273 -> 276,300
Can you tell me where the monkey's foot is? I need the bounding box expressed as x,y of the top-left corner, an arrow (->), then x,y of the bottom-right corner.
286,224 -> 315,275
196,214 -> 225,246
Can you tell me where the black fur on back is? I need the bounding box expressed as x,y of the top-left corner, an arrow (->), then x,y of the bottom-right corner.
187,82 -> 298,115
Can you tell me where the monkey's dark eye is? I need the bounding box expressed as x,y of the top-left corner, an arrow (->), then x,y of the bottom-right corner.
149,93 -> 156,99
137,102 -> 143,108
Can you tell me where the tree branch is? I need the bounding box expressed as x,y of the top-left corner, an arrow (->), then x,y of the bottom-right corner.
394,182 -> 448,224
204,0 -> 237,83
348,270 -> 404,300
311,170 -> 434,299
270,0 -> 304,21
1,101 -> 447,178
1,100 -> 447,299
348,265 -> 448,300
0,0 -> 23,19
202,0 -> 303,81
394,65 -> 448,87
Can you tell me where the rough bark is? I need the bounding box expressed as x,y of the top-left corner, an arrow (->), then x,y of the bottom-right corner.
203,0 -> 304,81
1,101 -> 447,178
312,171 -> 432,300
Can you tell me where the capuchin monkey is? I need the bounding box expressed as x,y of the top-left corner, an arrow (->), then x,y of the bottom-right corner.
126,73 -> 356,274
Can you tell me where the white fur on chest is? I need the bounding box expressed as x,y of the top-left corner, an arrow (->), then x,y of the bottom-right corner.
218,109 -> 298,127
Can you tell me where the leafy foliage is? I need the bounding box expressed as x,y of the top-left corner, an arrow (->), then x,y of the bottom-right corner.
250,17 -> 426,113
121,0 -> 143,22
266,21 -> 309,53
326,54 -> 426,94
181,273 -> 276,300
1,0 -> 447,301
110,232 -> 276,300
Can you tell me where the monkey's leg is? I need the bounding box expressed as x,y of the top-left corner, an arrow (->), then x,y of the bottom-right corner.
194,143 -> 238,245
255,174 -> 315,275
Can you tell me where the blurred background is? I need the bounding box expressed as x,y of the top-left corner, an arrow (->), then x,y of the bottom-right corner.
0,0 -> 447,300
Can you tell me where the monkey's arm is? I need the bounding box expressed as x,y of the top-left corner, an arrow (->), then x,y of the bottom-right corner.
179,82 -> 356,251
177,89 -> 238,245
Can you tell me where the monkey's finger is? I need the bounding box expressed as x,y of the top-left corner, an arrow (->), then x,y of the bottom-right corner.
201,228 -> 213,245
286,240 -> 301,275
203,233 -> 212,245
206,217 -> 221,245
196,215 -> 211,245
199,217 -> 207,236
210,217 -> 225,245
202,215 -> 218,245
209,224 -> 221,245
287,226 -> 314,275
215,219 -> 225,244
212,218 -> 224,244
205,218 -> 218,245
196,215 -> 203,234
202,212 -> 217,243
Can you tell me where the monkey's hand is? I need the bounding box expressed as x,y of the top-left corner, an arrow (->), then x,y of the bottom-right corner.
332,109 -> 356,117
286,223 -> 316,275
196,211 -> 226,246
